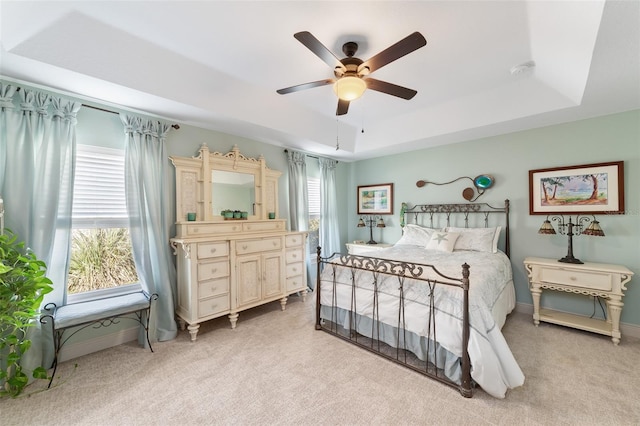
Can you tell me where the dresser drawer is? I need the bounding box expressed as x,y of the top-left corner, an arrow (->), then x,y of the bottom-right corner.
242,221 -> 285,233
198,277 -> 230,299
197,241 -> 229,259
186,222 -> 242,236
286,275 -> 305,292
198,294 -> 230,317
286,262 -> 304,278
540,267 -> 612,291
285,248 -> 303,264
236,237 -> 282,255
285,234 -> 304,247
198,260 -> 230,281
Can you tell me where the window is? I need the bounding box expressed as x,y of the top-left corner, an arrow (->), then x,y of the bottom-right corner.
67,144 -> 138,298
307,177 -> 320,256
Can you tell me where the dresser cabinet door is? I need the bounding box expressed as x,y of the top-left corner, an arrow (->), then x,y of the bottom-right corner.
237,254 -> 262,307
262,252 -> 283,298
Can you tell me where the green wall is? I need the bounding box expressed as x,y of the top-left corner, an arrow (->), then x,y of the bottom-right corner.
347,110 -> 640,326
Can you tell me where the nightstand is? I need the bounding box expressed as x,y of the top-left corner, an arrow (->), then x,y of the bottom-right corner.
345,242 -> 393,255
524,257 -> 634,345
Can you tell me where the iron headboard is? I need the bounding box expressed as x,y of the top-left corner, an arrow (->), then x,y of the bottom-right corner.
401,199 -> 510,258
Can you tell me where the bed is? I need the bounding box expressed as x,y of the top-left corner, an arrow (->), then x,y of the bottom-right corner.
315,200 -> 524,398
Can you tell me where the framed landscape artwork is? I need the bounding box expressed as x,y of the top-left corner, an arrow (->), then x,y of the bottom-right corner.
529,161 -> 624,215
357,183 -> 393,215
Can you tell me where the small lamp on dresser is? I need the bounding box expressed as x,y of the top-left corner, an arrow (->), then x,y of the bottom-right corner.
538,214 -> 605,264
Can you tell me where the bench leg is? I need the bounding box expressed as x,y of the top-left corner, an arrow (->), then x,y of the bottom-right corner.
136,308 -> 154,353
47,329 -> 63,388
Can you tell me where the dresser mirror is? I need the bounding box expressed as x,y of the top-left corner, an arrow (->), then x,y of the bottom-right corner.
171,144 -> 281,222
212,170 -> 255,216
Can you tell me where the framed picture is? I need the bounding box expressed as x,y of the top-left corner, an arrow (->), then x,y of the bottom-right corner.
357,183 -> 394,215
529,161 -> 624,215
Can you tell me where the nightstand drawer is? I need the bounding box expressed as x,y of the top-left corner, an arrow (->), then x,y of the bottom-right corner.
540,268 -> 611,291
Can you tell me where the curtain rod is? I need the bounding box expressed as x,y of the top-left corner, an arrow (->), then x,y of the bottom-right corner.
14,87 -> 180,130
284,149 -> 338,163
83,104 -> 180,129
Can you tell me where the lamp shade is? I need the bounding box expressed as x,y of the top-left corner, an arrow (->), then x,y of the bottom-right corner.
538,219 -> 556,235
376,218 -> 386,228
333,76 -> 366,101
357,218 -> 365,227
583,220 -> 605,237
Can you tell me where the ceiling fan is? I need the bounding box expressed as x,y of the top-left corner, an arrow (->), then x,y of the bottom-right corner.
277,31 -> 427,116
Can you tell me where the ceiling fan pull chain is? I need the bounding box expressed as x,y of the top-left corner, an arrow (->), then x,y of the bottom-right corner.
336,116 -> 340,151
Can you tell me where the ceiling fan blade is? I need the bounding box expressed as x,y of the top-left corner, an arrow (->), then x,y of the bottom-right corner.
358,32 -> 426,74
365,78 -> 418,100
336,99 -> 350,116
294,31 -> 346,73
277,79 -> 334,95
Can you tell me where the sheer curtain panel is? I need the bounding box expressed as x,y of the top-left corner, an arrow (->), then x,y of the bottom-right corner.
319,158 -> 340,257
0,82 -> 79,374
286,150 -> 313,289
121,114 -> 177,343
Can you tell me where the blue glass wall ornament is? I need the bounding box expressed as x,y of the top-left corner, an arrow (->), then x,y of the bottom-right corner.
474,175 -> 494,189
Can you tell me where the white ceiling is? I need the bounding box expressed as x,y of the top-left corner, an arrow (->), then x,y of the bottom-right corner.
1,1 -> 639,161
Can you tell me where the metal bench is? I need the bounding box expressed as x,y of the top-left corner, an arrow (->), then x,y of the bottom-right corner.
39,291 -> 158,388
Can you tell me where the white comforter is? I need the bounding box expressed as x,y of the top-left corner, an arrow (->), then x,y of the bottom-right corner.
319,245 -> 525,398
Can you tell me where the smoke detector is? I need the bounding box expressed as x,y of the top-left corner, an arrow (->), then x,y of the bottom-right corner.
510,60 -> 536,75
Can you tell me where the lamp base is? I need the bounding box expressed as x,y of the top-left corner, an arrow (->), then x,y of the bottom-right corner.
367,240 -> 378,245
558,256 -> 583,264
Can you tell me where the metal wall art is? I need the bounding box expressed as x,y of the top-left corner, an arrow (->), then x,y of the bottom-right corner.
416,174 -> 494,202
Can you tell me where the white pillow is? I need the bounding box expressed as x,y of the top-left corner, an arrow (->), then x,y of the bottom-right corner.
395,224 -> 435,246
445,226 -> 501,253
425,231 -> 460,252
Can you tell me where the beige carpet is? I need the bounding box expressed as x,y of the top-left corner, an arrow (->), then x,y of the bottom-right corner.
3,293 -> 640,425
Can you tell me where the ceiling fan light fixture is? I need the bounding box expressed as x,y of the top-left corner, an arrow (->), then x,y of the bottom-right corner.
333,76 -> 366,101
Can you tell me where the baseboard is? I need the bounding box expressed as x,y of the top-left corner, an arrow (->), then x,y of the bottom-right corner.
514,302 -> 640,340
58,326 -> 139,362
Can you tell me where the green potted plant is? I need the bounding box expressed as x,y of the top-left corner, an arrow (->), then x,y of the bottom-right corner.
0,230 -> 53,397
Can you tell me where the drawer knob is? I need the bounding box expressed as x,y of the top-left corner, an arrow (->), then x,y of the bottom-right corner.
210,248 -> 216,254
242,245 -> 248,250
273,241 -> 277,246
211,268 -> 217,273
570,276 -> 577,281
293,267 -> 298,272
292,254 -> 297,258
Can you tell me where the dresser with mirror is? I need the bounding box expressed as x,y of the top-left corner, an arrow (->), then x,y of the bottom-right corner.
170,144 -> 307,341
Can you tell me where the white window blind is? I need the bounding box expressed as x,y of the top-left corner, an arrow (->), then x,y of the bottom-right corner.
72,144 -> 128,228
307,177 -> 321,216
